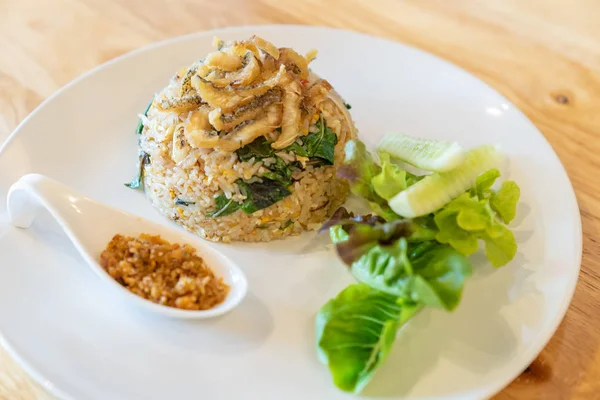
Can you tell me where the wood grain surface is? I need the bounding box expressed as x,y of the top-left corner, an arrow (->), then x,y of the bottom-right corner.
0,0 -> 598,399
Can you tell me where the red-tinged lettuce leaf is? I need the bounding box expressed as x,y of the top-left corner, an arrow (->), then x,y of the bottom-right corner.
320,207 -> 386,233
335,220 -> 413,265
337,140 -> 399,221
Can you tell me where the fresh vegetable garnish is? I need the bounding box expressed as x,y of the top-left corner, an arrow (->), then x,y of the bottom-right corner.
377,132 -> 466,172
316,283 -> 420,393
324,213 -> 472,311
124,152 -> 150,190
371,152 -> 407,201
350,238 -> 472,310
337,140 -> 399,221
389,144 -> 505,218
334,219 -> 413,266
432,169 -> 520,267
317,134 -> 521,394
319,206 -> 385,233
489,180 -> 520,224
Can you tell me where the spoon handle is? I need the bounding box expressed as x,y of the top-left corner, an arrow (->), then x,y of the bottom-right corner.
6,173 -> 120,271
6,172 -> 114,255
7,173 -> 85,230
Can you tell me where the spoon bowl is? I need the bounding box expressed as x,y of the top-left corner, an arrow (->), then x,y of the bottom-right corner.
7,173 -> 248,319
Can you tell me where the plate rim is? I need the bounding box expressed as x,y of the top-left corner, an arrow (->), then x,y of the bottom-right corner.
0,24 -> 583,400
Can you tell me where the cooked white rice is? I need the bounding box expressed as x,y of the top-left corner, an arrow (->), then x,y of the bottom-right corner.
136,38 -> 356,242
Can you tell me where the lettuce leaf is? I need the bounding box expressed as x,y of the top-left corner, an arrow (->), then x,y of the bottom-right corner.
337,140 -> 399,221
490,180 -> 520,223
325,213 -> 472,311
318,138 -> 521,394
371,152 -> 407,201
337,140 -> 380,200
330,225 -> 349,244
433,180 -> 519,267
473,167 -> 501,199
409,215 -> 441,242
335,220 -> 413,265
403,241 -> 472,310
316,283 -> 420,393
350,239 -> 472,311
320,207 -> 385,233
482,223 -> 518,267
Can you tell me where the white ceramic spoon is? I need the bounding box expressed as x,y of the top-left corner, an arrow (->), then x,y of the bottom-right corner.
6,173 -> 248,319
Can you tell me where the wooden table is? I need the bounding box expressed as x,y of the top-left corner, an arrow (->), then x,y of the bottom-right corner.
1,0 -> 598,398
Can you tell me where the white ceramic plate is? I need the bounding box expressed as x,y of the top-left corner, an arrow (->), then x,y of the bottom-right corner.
0,25 -> 581,400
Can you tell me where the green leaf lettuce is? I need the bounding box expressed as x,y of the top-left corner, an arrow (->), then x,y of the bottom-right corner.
316,283 -> 420,393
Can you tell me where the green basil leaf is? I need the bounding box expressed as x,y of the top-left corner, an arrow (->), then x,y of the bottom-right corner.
236,137 -> 275,162
284,141 -> 309,157
135,99 -> 153,135
174,198 -> 195,206
125,152 -> 150,190
305,117 -> 337,165
262,157 -> 293,186
284,115 -> 337,164
205,194 -> 240,217
238,179 -> 291,214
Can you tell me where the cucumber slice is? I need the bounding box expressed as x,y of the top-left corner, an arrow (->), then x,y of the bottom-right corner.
389,145 -> 505,218
377,133 -> 466,172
